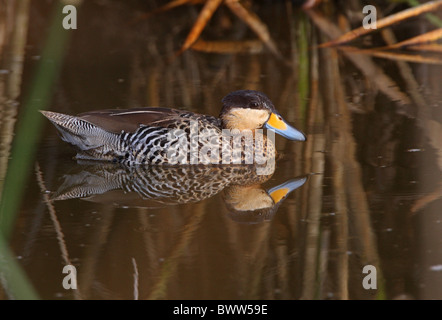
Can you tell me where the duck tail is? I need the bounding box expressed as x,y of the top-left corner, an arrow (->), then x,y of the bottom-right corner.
40,110 -> 111,151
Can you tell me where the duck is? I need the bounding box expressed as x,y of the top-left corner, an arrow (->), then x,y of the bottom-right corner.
41,90 -> 306,165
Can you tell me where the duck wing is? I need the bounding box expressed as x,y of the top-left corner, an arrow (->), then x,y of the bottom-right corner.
78,107 -> 221,134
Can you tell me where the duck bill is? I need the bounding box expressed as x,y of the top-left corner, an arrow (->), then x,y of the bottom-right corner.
267,176 -> 308,205
264,112 -> 306,141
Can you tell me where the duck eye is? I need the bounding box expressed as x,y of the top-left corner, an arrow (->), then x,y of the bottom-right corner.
249,102 -> 259,108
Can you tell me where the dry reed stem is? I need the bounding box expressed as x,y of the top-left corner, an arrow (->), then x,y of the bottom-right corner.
132,257 -> 139,300
146,202 -> 206,299
381,26 -> 442,211
307,10 -> 412,105
326,45 -> 380,297
78,209 -> 115,299
35,163 -> 83,300
318,228 -> 330,299
339,46 -> 442,65
224,0 -> 282,60
191,39 -> 264,54
325,48 -> 349,300
408,44 -> 442,52
300,42 -> 325,300
383,28 -> 442,49
35,164 -> 71,266
0,0 -> 30,199
320,0 -> 442,47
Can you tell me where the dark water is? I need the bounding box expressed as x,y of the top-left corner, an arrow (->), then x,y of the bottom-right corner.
1,0 -> 442,300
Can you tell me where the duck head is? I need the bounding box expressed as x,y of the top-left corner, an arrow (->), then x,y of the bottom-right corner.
219,90 -> 306,141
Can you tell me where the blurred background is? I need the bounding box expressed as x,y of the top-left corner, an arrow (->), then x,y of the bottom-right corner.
0,0 -> 441,299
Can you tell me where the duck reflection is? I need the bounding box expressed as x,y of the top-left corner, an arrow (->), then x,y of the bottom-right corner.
50,161 -> 308,223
